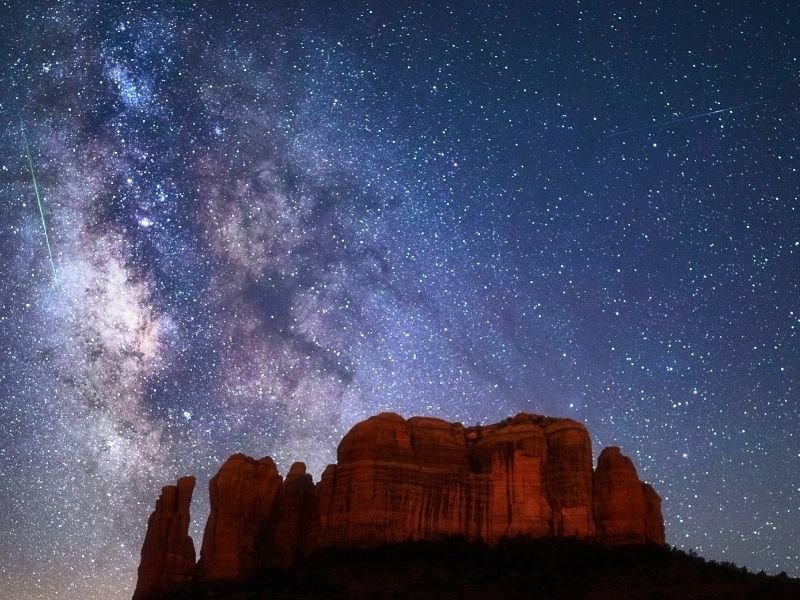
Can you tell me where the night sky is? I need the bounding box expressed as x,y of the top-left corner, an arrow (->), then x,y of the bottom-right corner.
1,1 -> 798,598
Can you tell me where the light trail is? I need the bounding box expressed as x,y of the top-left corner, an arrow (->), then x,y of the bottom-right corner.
21,124 -> 57,280
602,99 -> 767,138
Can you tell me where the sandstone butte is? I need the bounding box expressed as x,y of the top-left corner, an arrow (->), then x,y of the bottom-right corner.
133,412 -> 665,600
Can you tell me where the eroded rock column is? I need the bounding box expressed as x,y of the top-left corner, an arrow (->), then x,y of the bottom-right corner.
133,476 -> 196,600
198,454 -> 282,581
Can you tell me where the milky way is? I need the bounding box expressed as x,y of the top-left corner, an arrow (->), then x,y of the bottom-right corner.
1,2 -> 798,598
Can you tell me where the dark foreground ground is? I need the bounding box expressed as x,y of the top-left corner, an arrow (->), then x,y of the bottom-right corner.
160,537 -> 800,599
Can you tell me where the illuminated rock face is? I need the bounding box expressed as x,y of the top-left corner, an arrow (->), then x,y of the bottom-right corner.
132,476 -> 196,600
312,413 -> 598,549
543,419 -> 596,538
134,413 -> 665,598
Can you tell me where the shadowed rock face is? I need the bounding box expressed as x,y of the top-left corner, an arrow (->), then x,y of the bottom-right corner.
132,476 -> 196,600
593,446 -> 648,543
593,446 -> 665,545
643,483 -> 666,544
198,454 -> 282,581
134,413 -> 665,599
263,462 -> 315,569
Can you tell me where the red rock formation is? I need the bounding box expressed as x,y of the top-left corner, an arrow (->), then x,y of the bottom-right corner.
643,483 -> 666,544
134,413 -> 665,599
132,476 -> 196,600
198,454 -> 282,581
313,413 -> 600,549
593,446 -> 665,545
314,414 -> 472,548
470,415 -> 552,539
544,420 -> 596,537
262,462 -> 316,569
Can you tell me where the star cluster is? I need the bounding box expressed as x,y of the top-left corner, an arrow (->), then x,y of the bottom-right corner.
1,2 -> 798,598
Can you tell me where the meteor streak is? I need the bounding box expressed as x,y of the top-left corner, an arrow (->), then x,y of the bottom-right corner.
603,98 -> 769,138
21,124 -> 57,280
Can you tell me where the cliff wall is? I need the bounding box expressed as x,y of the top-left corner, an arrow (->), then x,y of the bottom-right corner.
134,413 -> 664,598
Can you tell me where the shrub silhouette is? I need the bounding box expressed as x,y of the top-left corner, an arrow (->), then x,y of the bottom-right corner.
160,537 -> 800,599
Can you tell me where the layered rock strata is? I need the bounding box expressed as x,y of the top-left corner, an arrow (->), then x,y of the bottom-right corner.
135,413 -> 665,599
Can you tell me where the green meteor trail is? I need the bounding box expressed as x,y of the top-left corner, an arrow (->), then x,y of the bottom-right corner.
21,125 -> 57,280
